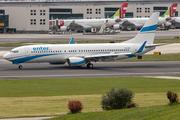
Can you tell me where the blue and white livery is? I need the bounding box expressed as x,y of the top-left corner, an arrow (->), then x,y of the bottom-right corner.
3,12 -> 166,69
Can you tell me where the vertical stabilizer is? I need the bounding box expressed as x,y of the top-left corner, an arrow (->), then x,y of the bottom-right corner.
170,3 -> 178,17
110,3 -> 128,19
123,12 -> 159,44
161,3 -> 178,18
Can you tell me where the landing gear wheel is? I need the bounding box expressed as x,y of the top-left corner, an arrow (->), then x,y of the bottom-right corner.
87,63 -> 93,68
18,65 -> 23,69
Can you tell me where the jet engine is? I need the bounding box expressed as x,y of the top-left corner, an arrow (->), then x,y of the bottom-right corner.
164,22 -> 171,26
60,26 -> 68,32
67,57 -> 86,66
113,24 -> 120,29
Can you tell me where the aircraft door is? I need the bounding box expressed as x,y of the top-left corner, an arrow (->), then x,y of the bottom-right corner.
24,47 -> 29,56
133,46 -> 137,52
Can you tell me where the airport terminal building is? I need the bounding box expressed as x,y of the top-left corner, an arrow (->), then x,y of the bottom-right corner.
0,0 -> 180,33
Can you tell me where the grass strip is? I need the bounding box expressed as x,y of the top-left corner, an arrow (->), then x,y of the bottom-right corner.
0,77 -> 179,118
49,103 -> 180,120
0,93 -> 170,118
0,38 -> 180,47
0,77 -> 180,97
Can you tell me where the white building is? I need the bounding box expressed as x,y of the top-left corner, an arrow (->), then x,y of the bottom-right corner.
0,0 -> 180,33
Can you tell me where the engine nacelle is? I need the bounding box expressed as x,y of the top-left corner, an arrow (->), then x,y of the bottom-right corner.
67,57 -> 86,66
60,26 -> 68,31
113,24 -> 120,30
164,22 -> 171,26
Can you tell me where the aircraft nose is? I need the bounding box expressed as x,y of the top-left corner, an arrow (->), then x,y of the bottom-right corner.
3,53 -> 11,60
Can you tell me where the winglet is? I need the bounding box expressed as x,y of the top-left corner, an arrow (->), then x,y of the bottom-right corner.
69,37 -> 74,44
136,41 -> 147,53
110,3 -> 128,19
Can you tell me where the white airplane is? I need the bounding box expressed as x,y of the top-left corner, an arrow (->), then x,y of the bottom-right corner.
49,3 -> 128,31
121,3 -> 178,30
4,12 -> 166,69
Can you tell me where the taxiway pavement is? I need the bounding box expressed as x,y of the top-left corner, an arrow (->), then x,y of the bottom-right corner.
0,56 -> 180,79
0,29 -> 180,43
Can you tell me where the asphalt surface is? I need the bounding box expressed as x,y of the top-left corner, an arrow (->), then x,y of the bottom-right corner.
0,29 -> 180,43
1,56 -> 180,79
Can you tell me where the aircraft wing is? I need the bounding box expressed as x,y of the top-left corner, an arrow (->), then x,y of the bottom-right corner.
84,41 -> 147,61
170,18 -> 180,24
121,20 -> 136,27
68,21 -> 84,30
84,53 -> 132,61
68,20 -> 91,30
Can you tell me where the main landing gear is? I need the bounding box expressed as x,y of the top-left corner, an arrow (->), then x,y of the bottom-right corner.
18,65 -> 23,69
87,62 -> 93,68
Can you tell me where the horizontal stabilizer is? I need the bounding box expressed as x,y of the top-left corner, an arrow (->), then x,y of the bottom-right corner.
145,43 -> 173,48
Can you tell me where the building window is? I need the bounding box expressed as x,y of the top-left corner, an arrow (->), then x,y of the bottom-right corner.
145,8 -> 150,13
137,8 -> 141,13
87,9 -> 89,11
124,12 -> 133,18
40,10 -> 46,16
40,19 -> 45,25
30,19 -> 36,25
90,12 -> 92,14
95,8 -> 101,14
30,10 -> 36,16
153,7 -> 168,10
87,12 -> 89,14
105,7 -> 119,11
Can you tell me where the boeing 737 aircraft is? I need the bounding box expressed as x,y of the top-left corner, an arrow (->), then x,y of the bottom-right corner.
49,3 -> 128,31
120,3 -> 178,30
4,12 -> 166,69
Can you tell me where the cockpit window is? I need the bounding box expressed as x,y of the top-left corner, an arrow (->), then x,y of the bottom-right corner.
10,50 -> 19,53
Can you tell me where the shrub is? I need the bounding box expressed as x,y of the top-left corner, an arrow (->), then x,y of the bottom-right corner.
126,102 -> 138,108
167,91 -> 179,104
101,87 -> 134,110
67,100 -> 83,114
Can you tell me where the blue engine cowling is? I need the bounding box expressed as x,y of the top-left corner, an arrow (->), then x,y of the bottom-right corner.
67,57 -> 86,66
